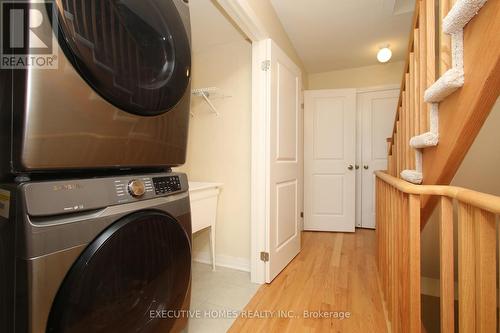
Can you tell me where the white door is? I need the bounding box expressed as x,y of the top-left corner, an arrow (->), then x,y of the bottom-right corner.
255,39 -> 302,282
304,89 -> 357,232
359,89 -> 399,228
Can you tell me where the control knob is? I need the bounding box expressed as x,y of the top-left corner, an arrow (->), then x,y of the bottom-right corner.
128,179 -> 146,198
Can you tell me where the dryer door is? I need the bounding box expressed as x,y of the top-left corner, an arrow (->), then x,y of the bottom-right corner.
46,210 -> 191,333
54,0 -> 191,116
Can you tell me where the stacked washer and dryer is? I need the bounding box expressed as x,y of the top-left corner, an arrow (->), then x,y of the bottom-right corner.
0,1 -> 193,332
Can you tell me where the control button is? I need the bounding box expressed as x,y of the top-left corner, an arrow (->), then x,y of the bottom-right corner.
127,179 -> 146,198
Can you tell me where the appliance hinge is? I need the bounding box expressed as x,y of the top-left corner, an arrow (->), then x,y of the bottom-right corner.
300,211 -> 304,218
261,60 -> 271,71
260,251 -> 270,262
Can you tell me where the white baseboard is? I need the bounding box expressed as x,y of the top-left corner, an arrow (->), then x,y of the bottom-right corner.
192,251 -> 250,272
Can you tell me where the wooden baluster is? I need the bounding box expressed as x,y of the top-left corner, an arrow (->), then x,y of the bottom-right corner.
439,0 -> 453,75
385,181 -> 389,298
392,190 -> 402,332
388,155 -> 393,176
426,0 -> 436,96
376,178 -> 379,258
383,181 -> 388,297
392,188 -> 397,330
458,202 -> 476,332
401,90 -> 407,172
392,141 -> 397,177
408,194 -> 421,333
399,191 -> 405,331
400,192 -> 410,332
474,207 -> 497,332
397,120 -> 401,176
388,186 -> 394,322
413,29 -> 420,137
409,53 -> 416,169
419,0 -> 429,133
439,196 -> 454,333
376,178 -> 382,270
387,138 -> 392,175
405,74 -> 411,170
386,183 -> 392,309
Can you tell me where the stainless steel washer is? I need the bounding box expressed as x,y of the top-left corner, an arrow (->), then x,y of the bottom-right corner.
0,172 -> 192,333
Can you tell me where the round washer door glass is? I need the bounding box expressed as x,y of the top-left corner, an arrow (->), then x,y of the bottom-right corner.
55,0 -> 191,116
46,211 -> 191,333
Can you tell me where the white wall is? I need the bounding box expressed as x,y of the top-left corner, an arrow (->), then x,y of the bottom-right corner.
178,39 -> 252,271
308,61 -> 405,89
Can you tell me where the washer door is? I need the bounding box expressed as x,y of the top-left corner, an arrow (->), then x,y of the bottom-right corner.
54,0 -> 191,116
46,211 -> 191,333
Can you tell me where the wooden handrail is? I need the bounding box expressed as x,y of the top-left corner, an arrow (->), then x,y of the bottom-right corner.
375,171 -> 500,214
376,170 -> 500,332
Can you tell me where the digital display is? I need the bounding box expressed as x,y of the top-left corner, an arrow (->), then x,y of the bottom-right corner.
152,176 -> 181,194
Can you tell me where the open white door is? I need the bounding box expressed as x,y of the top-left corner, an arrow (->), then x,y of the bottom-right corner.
253,39 -> 302,283
304,89 -> 356,232
359,89 -> 399,228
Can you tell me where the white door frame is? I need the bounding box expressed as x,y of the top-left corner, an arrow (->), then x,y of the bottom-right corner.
215,0 -> 288,284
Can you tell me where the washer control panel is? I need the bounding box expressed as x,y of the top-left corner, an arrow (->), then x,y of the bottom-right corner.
23,172 -> 188,217
152,176 -> 182,195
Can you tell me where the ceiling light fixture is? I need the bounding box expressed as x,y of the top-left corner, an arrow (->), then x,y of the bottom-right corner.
377,47 -> 392,63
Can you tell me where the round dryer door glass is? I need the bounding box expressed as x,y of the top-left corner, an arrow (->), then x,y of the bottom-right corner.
54,0 -> 191,116
46,211 -> 191,333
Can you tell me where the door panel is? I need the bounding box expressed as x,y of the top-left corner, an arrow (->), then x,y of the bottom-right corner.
266,40 -> 302,282
276,180 -> 297,247
277,63 -> 298,161
305,89 -> 356,232
314,99 -> 345,159
359,89 -> 399,228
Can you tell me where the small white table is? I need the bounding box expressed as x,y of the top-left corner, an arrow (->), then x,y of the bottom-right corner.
188,182 -> 222,271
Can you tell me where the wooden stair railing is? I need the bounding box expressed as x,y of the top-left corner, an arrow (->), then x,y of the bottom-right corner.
375,170 -> 500,333
386,0 -> 500,225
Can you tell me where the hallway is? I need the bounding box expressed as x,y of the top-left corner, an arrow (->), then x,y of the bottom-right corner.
229,230 -> 388,332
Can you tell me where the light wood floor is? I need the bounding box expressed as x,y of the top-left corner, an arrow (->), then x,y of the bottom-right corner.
229,230 -> 389,333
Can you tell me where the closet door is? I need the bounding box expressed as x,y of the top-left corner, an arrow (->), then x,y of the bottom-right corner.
304,89 -> 357,232
359,89 -> 399,228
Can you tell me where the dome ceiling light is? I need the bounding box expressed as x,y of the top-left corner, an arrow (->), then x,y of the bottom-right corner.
377,46 -> 392,63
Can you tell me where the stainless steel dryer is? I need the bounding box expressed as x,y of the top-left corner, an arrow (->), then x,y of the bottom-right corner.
0,0 -> 192,180
0,172 -> 192,333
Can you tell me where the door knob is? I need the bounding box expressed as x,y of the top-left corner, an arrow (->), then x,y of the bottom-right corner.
363,165 -> 369,170
355,165 -> 360,170
348,164 -> 354,170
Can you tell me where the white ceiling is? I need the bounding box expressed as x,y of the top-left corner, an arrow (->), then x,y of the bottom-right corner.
189,0 -> 245,54
270,0 -> 415,73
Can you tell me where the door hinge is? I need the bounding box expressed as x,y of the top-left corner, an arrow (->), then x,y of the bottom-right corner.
301,103 -> 304,109
261,60 -> 271,71
260,251 -> 269,262
300,212 -> 304,218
